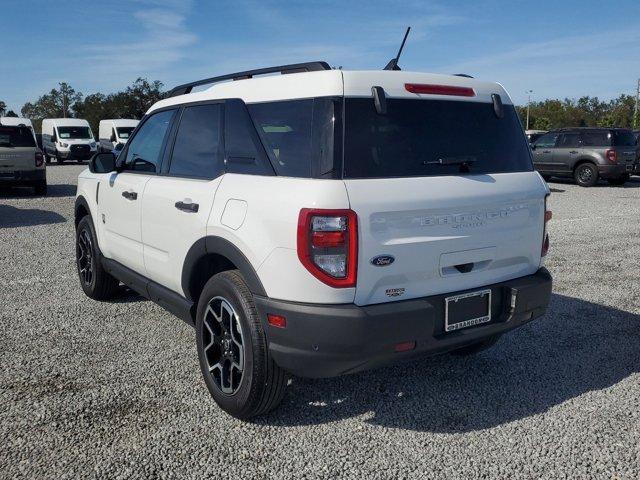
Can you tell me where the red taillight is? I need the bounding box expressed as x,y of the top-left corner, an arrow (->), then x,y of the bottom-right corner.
542,196 -> 551,257
394,341 -> 416,353
297,208 -> 358,288
405,83 -> 476,97
35,151 -> 44,167
606,149 -> 617,163
267,314 -> 287,329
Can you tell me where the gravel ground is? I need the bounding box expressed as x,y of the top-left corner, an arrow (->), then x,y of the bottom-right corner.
1,165 -> 639,479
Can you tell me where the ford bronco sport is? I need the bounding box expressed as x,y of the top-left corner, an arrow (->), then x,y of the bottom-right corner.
75,61 -> 553,419
0,119 -> 47,195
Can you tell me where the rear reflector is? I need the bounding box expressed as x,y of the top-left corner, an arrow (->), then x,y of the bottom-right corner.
394,341 -> 416,353
35,152 -> 44,167
405,83 -> 476,97
267,314 -> 287,329
312,231 -> 346,248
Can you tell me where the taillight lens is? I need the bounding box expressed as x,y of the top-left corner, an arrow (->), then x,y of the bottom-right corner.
606,149 -> 617,163
542,196 -> 552,257
405,83 -> 476,97
35,151 -> 44,167
297,209 -> 358,288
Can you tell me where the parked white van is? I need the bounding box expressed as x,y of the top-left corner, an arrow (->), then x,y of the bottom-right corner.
42,118 -> 97,163
98,119 -> 139,153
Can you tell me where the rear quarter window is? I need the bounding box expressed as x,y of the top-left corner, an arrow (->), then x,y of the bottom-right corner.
612,130 -> 636,147
580,131 -> 610,147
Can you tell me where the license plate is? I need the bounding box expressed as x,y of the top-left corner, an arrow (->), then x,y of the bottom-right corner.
445,289 -> 492,332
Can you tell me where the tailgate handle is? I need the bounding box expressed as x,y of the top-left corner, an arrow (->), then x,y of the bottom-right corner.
454,262 -> 474,274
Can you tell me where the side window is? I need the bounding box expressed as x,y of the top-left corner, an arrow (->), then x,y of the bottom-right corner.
224,99 -> 273,176
535,132 -> 559,148
169,104 -> 223,179
580,131 -> 610,147
557,133 -> 581,148
123,109 -> 175,173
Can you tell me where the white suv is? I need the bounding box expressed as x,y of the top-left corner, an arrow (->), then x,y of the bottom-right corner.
75,62 -> 553,419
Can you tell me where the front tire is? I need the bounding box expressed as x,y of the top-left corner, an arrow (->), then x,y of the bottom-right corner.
76,216 -> 120,300
574,163 -> 598,187
196,270 -> 288,419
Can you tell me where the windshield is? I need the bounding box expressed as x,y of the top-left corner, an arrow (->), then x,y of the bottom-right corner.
612,130 -> 637,147
116,127 -> 136,139
343,98 -> 532,179
57,126 -> 92,139
0,126 -> 36,147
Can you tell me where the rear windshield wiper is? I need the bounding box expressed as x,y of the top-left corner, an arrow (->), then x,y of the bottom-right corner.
423,156 -> 477,166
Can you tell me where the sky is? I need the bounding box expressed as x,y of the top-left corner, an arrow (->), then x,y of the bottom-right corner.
1,0 -> 639,113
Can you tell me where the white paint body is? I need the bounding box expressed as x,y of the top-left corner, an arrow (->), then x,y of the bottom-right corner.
42,118 -> 97,154
77,69 -> 548,306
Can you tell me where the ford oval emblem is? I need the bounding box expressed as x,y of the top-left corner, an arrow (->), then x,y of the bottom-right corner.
371,255 -> 395,267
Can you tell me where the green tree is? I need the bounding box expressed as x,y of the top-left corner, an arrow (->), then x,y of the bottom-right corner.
5,110 -> 18,117
21,82 -> 83,131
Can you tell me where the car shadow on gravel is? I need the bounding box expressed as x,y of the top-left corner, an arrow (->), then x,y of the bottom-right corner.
0,204 -> 66,227
260,293 -> 640,432
548,177 -> 640,189
0,183 -> 76,198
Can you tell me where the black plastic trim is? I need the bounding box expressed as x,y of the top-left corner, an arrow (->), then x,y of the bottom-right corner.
167,61 -> 331,97
181,236 -> 267,301
102,257 -> 195,325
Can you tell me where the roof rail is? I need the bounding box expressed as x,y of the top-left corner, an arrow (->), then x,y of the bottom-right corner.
167,61 -> 332,98
453,73 -> 474,78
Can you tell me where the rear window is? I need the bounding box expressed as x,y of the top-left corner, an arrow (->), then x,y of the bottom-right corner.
0,126 -> 36,148
612,130 -> 636,147
343,98 -> 532,179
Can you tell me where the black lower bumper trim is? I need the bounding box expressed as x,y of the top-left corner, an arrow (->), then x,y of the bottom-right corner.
254,268 -> 552,378
0,169 -> 46,185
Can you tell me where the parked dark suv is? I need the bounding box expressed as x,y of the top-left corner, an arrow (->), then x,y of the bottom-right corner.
532,128 -> 639,187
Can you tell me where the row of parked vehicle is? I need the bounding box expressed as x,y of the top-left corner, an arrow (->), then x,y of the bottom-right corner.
526,127 -> 640,187
0,116 -> 139,195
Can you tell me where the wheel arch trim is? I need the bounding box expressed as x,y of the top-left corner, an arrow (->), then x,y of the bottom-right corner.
181,236 -> 267,301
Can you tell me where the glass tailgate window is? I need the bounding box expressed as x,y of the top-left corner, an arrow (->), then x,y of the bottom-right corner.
0,126 -> 36,147
612,130 -> 636,147
343,98 -> 532,179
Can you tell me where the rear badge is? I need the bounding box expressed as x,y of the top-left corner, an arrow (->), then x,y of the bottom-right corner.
371,255 -> 395,267
386,288 -> 405,298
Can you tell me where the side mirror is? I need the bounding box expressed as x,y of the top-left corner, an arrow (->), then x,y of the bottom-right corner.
110,133 -> 116,142
89,152 -> 116,174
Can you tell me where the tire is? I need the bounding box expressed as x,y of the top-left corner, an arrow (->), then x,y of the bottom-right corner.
541,174 -> 552,181
573,162 -> 598,187
196,270 -> 288,419
450,334 -> 502,356
57,156 -> 64,164
76,216 -> 120,300
44,153 -> 51,164
607,174 -> 629,186
33,180 -> 47,196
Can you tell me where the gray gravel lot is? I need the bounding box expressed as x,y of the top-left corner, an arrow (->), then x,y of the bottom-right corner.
1,165 -> 639,479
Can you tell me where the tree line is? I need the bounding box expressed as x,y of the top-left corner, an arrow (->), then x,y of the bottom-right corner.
2,84 -> 637,136
1,78 -> 165,135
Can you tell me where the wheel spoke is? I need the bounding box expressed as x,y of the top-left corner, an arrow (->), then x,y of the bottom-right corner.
201,296 -> 245,395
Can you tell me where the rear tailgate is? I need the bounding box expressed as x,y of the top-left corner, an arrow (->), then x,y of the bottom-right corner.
0,126 -> 38,173
345,172 -> 546,306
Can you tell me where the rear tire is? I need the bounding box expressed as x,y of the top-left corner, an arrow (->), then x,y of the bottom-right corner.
196,270 -> 288,419
57,156 -> 64,164
33,180 -> 47,196
607,174 -> 629,186
450,334 -> 502,356
541,174 -> 552,181
574,162 -> 598,187
76,216 -> 120,300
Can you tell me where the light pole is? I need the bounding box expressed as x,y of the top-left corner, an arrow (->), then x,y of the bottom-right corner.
634,79 -> 639,130
526,90 -> 533,130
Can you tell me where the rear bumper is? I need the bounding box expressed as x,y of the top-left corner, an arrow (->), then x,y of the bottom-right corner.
598,164 -> 634,178
255,268 -> 552,378
0,169 -> 45,185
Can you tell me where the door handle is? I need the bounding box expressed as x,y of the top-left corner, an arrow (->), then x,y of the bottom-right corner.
542,150 -> 551,153
569,150 -> 578,154
175,200 -> 199,213
122,190 -> 138,200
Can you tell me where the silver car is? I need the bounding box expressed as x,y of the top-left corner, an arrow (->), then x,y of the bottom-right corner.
0,122 -> 47,195
532,128 -> 639,187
